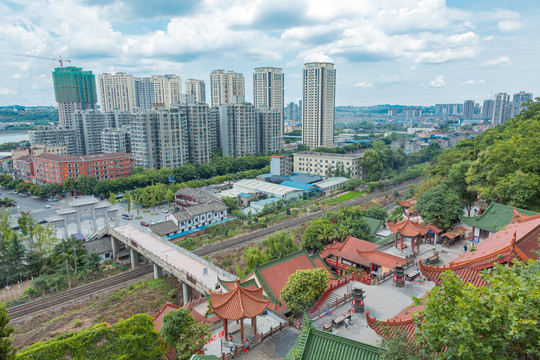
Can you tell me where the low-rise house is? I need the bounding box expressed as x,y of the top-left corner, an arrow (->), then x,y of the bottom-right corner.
175,187 -> 220,207
166,202 -> 228,233
313,177 -> 348,195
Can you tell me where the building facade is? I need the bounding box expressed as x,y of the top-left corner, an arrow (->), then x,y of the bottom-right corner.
219,102 -> 256,158
29,126 -> 77,155
71,110 -> 106,155
256,109 -> 282,154
293,152 -> 364,179
131,107 -> 189,169
209,70 -> 245,107
52,66 -> 98,127
270,155 -> 293,176
512,91 -> 533,117
492,92 -> 511,124
134,78 -> 156,110
176,98 -> 212,164
185,79 -> 206,103
101,127 -> 132,154
482,100 -> 494,120
97,72 -> 137,113
253,67 -> 284,133
463,100 -> 475,119
302,63 -> 336,149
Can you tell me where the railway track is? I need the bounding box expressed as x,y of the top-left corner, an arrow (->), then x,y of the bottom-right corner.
8,265 -> 153,319
194,178 -> 421,256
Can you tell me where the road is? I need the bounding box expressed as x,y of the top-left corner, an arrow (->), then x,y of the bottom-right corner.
194,178 -> 421,256
1,190 -> 60,225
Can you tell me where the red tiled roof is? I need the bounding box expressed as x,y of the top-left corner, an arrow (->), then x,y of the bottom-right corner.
210,279 -> 269,320
153,303 -> 180,331
35,152 -> 133,162
366,297 -> 426,341
387,217 -> 443,237
397,197 -> 417,208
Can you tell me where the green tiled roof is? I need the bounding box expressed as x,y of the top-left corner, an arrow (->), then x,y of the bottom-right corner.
461,202 -> 537,233
371,233 -> 395,246
285,323 -> 383,360
362,216 -> 384,237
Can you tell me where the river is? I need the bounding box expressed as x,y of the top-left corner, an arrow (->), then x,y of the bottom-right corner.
0,132 -> 29,145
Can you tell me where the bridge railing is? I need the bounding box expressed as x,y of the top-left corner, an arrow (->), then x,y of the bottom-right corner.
108,226 -> 237,283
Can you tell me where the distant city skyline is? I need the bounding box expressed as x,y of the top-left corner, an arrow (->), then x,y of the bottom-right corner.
2,1 -> 540,106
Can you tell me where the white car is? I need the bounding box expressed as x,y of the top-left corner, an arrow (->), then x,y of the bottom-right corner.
161,209 -> 168,214
45,204 -> 51,209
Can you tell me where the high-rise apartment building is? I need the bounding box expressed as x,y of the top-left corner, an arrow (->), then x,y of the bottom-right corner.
482,100 -> 494,120
97,73 -> 137,113
208,107 -> 220,153
176,96 -> 212,164
185,79 -> 207,103
253,67 -> 284,134
101,127 -> 132,154
105,110 -> 132,128
52,67 -> 98,127
512,91 -> 533,116
131,107 -> 188,169
135,78 -> 156,110
150,75 -> 182,107
256,109 -> 282,154
302,62 -> 336,149
219,101 -> 256,158
492,92 -> 511,124
71,110 -> 106,155
29,126 -> 77,155
287,102 -> 300,121
209,70 -> 245,107
463,100 -> 475,119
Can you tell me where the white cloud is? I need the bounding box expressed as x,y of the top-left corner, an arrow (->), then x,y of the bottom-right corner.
484,56 -> 511,66
0,87 -> 17,95
354,81 -> 374,88
498,19 -> 523,32
459,79 -> 485,86
428,75 -> 445,88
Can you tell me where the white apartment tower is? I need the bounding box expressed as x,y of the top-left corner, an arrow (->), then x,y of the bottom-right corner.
302,63 -> 336,149
492,92 -> 511,124
135,78 -> 156,110
71,110 -> 106,155
131,107 -> 188,169
253,67 -> 284,133
256,109 -> 282,154
101,128 -> 132,154
210,70 -> 245,108
150,75 -> 182,107
97,73 -> 137,113
176,96 -> 212,164
185,79 -> 207,103
219,101 -> 256,158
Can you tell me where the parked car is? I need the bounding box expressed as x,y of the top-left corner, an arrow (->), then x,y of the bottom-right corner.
11,225 -> 20,231
140,220 -> 150,226
122,213 -> 133,220
38,219 -> 48,224
161,209 -> 168,214
44,204 -> 51,209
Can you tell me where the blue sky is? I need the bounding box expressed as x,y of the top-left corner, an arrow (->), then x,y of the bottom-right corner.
1,0 -> 539,107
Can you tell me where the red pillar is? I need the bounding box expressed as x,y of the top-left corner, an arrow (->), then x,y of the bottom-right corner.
252,317 -> 257,336
223,319 -> 228,340
394,233 -> 398,248
411,236 -> 414,253
400,236 -> 403,252
240,318 -> 244,342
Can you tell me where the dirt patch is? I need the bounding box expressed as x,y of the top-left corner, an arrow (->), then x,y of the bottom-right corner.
11,277 -> 183,351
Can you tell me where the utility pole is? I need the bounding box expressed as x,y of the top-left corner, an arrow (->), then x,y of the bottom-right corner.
73,245 -> 77,274
66,259 -> 71,290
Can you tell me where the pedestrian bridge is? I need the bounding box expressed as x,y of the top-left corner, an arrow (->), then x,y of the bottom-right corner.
107,225 -> 236,303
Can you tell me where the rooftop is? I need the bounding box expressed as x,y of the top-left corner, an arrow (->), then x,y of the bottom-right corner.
149,220 -> 179,237
313,177 -> 349,189
234,179 -> 303,197
294,152 -> 364,159
210,279 -> 269,320
461,202 -> 538,233
35,152 -> 133,162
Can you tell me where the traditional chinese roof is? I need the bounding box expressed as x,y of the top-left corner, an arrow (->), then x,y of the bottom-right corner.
441,226 -> 467,240
366,302 -> 424,341
190,355 -> 220,360
397,197 -> 417,208
461,202 -> 537,233
219,249 -> 337,313
363,216 -> 384,238
420,216 -> 540,286
285,321 -> 383,360
386,216 -> 443,237
210,279 -> 269,320
321,236 -> 406,269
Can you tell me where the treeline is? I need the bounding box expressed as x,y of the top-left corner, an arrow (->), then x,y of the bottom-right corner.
0,108 -> 58,125
0,154 -> 270,200
421,100 -> 540,211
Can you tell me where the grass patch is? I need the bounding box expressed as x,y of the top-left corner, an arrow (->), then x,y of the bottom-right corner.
323,191 -> 362,206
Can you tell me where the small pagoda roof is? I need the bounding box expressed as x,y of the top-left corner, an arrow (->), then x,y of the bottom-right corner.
386,216 -> 443,237
397,197 -> 417,208
210,279 -> 269,320
285,320 -> 383,360
460,202 -> 537,233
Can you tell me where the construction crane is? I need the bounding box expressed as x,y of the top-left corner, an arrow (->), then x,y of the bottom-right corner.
14,54 -> 72,67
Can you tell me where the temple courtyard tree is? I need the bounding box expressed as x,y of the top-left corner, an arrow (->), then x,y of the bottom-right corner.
160,308 -> 211,360
281,268 -> 328,314
415,184 -> 462,229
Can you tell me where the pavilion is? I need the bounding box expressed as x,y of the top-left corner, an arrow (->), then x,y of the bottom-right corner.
210,279 -> 270,341
387,216 -> 443,252
397,196 -> 420,221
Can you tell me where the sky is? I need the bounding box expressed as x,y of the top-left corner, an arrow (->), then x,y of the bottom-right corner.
1,0 -> 540,107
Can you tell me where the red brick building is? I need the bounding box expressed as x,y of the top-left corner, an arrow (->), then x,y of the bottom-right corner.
14,152 -> 134,185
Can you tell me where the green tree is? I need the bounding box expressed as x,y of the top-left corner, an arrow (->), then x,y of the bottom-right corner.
263,231 -> 299,259
383,260 -> 540,359
281,268 -> 329,314
160,308 -> 211,360
124,191 -> 132,213
165,189 -> 175,209
361,149 -> 384,182
415,184 -> 462,229
6,234 -> 26,284
301,219 -> 326,250
17,211 -> 35,236
108,192 -> 118,205
75,175 -> 92,194
365,205 -> 388,222
447,160 -> 477,216
0,303 -> 16,360
63,177 -> 76,195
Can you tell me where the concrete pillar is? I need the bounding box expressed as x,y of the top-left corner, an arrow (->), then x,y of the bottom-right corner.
111,237 -> 117,260
91,209 -> 97,231
114,211 -> 119,226
76,212 -> 82,233
182,281 -> 190,305
63,218 -> 69,238
153,263 -> 163,279
130,248 -> 139,269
